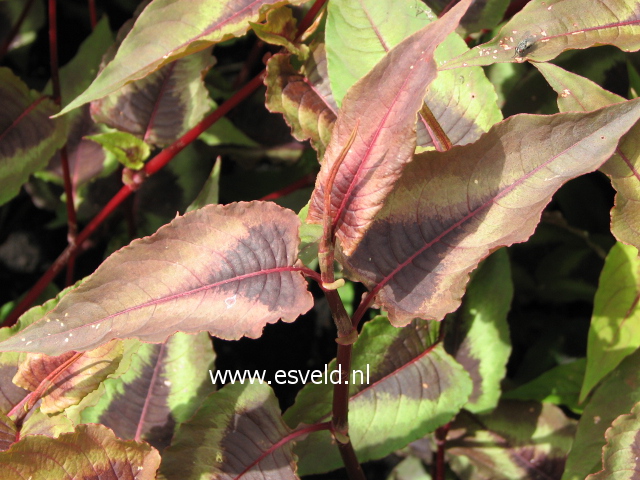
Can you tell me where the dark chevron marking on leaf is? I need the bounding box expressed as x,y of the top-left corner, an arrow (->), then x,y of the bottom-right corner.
0,68 -> 67,206
447,401 -> 575,480
161,382 -> 298,479
91,49 -> 214,147
286,318 -> 472,474
59,0 -> 308,115
0,201 -> 313,356
79,333 -> 214,451
265,47 -> 337,156
343,100 -> 640,326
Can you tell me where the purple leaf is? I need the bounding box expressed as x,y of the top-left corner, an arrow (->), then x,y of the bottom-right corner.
340,100 -> 640,325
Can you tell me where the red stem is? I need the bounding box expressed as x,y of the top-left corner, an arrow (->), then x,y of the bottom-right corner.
88,0 -> 98,29
432,423 -> 451,480
295,0 -> 328,41
259,173 -> 316,201
4,72 -> 266,326
49,0 -> 79,285
0,0 -> 37,61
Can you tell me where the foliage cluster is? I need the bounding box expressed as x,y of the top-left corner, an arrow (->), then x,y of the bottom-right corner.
1,0 -> 640,478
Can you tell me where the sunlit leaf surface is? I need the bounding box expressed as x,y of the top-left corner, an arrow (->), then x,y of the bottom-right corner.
285,317 -> 472,475
0,68 -> 67,206
586,401 -> 640,480
340,100 -> 640,325
79,332 -> 215,450
0,202 -> 313,355
0,423 -> 160,479
447,400 -> 576,479
536,62 -> 640,251
308,0 -> 473,255
444,0 -> 640,68
58,0 -> 306,115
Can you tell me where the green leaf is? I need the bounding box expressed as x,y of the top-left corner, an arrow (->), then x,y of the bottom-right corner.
0,68 -> 67,206
586,401 -> 640,480
57,0 -> 307,115
160,382 -> 297,479
86,131 -> 151,170
447,400 -> 576,480
445,248 -> 513,414
186,156 -> 221,212
0,423 -> 160,479
503,359 -> 586,414
445,0 -> 640,68
325,0 -> 500,147
581,242 -> 640,401
79,332 -> 215,450
0,202 -> 313,355
285,317 -> 472,475
563,348 -> 640,480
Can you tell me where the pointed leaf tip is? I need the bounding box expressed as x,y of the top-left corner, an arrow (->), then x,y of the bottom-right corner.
56,0 -> 308,116
341,99 -> 640,326
307,0 -> 473,255
0,202 -> 312,356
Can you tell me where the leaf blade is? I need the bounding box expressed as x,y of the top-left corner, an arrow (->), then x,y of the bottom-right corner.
0,202 -> 312,355
341,100 -> 640,325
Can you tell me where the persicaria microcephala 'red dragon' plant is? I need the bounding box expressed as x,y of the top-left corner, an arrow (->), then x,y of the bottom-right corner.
0,0 -> 640,478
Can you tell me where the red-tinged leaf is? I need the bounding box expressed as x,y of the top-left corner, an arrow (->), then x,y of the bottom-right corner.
0,412 -> 16,451
446,400 -> 576,480
285,317 -> 472,475
536,62 -> 640,251
307,0 -> 473,255
91,49 -> 215,147
0,67 -> 67,206
79,332 -> 215,451
340,99 -> 640,326
0,201 -> 313,356
325,0 -> 501,148
0,423 -> 160,479
265,45 -> 337,157
58,0 -> 307,115
251,6 -> 308,58
160,382 -> 298,480
443,0 -> 640,69
0,284 -> 89,414
586,401 -> 640,480
13,339 -> 124,414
